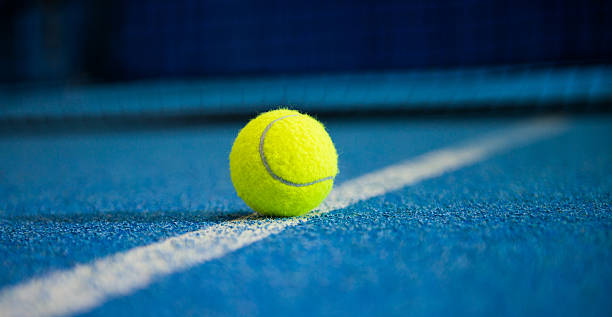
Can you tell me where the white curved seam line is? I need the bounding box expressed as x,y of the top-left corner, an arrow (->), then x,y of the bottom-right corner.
259,114 -> 334,187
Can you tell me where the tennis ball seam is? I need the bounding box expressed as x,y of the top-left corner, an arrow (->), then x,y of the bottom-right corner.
259,114 -> 335,187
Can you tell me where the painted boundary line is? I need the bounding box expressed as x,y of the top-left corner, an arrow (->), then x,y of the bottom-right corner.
0,116 -> 568,317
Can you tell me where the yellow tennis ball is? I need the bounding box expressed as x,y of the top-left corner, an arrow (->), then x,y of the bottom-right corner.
229,109 -> 338,217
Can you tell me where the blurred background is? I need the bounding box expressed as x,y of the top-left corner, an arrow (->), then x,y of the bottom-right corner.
0,0 -> 610,127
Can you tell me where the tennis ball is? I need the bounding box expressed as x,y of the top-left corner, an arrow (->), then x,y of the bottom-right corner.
229,109 -> 338,217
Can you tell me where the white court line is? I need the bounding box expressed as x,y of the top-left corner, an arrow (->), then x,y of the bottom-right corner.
0,116 -> 568,317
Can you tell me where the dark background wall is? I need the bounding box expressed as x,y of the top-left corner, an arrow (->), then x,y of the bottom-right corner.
2,0 -> 611,83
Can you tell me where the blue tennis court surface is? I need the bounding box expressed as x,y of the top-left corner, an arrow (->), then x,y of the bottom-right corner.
2,66 -> 611,121
0,113 -> 610,316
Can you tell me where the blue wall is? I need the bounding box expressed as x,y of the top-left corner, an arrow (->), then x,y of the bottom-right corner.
2,0 -> 611,82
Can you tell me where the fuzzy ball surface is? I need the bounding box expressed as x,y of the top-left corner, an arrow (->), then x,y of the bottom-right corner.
229,109 -> 338,217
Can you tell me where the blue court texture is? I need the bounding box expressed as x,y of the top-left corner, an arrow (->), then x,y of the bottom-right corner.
0,69 -> 611,316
